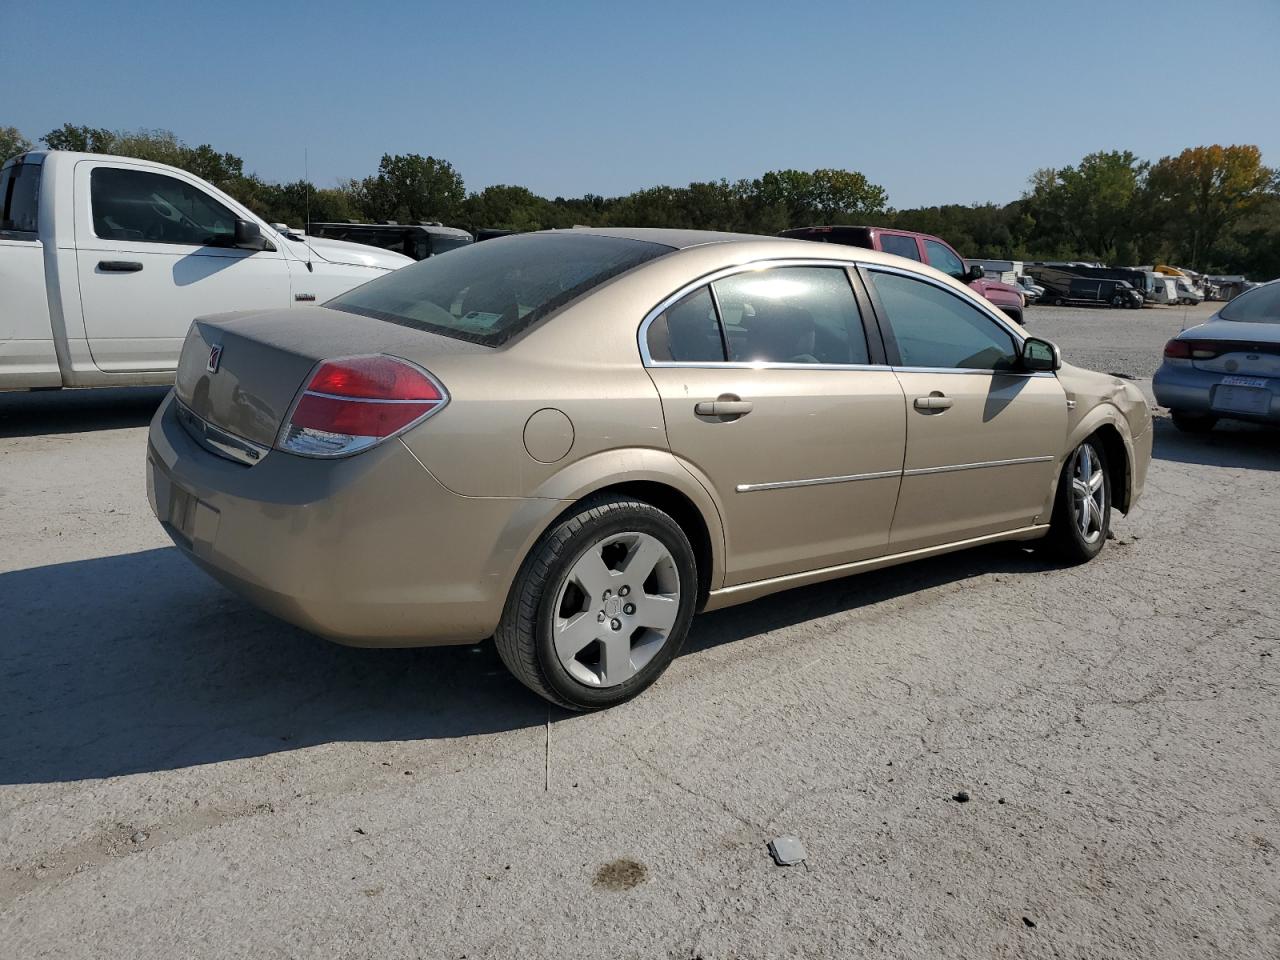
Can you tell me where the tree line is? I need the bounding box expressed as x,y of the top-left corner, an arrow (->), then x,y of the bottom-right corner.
4,123 -> 1277,276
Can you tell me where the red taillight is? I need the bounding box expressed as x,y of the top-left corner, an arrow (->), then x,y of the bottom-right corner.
1165,339 -> 1222,361
1163,339 -> 1192,359
277,355 -> 447,457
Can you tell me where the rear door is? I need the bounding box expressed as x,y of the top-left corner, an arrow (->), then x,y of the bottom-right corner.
643,262 -> 906,586
863,266 -> 1066,551
73,160 -> 291,372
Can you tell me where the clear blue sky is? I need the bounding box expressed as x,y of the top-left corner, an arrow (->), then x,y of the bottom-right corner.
6,0 -> 1277,208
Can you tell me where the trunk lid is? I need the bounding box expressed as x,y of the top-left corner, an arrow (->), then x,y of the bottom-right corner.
1186,319 -> 1280,377
174,306 -> 487,448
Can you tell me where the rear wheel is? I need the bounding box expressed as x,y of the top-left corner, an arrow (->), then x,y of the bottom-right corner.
1053,296 -> 1066,306
495,495 -> 698,710
1046,438 -> 1110,564
1171,411 -> 1217,433
1110,294 -> 1124,308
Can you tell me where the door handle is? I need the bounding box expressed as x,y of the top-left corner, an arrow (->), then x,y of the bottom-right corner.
98,260 -> 144,272
913,395 -> 953,411
694,397 -> 753,418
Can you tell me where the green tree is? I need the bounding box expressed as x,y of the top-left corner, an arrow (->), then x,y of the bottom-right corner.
753,168 -> 888,227
1021,151 -> 1147,261
41,123 -> 115,152
462,184 -> 563,232
1,125 -> 32,161
1147,144 -> 1277,269
354,153 -> 465,223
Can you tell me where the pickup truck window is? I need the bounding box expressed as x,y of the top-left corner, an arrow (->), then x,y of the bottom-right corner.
91,168 -> 236,246
0,161 -> 40,235
924,239 -> 966,279
879,234 -> 921,261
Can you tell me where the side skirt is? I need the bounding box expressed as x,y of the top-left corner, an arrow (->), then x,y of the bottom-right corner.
701,524 -> 1050,612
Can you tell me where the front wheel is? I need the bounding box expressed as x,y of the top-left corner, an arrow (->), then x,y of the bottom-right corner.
1046,439 -> 1111,564
1111,295 -> 1124,308
495,495 -> 698,710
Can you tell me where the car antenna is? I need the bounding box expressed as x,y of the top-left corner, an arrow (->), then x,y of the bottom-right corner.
303,147 -> 314,273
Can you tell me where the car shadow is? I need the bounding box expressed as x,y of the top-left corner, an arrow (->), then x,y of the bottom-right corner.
0,541 -> 1054,786
1151,416 -> 1279,471
0,386 -> 170,438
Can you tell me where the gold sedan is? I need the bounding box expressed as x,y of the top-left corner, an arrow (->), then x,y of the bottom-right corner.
147,229 -> 1152,709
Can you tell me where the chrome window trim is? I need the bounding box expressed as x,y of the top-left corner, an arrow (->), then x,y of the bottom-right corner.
175,399 -> 271,466
890,365 -> 1054,378
638,257 -> 879,369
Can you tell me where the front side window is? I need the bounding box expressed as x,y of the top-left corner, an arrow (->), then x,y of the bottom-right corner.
880,234 -> 921,261
331,232 -> 672,346
869,271 -> 1018,371
712,266 -> 870,365
924,239 -> 966,279
91,167 -> 237,245
646,287 -> 725,362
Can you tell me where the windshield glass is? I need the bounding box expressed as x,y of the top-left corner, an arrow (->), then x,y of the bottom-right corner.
329,233 -> 672,345
1219,283 -> 1280,324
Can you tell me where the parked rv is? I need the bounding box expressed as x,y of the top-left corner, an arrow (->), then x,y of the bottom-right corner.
1038,275 -> 1144,309
780,225 -> 1027,324
308,221 -> 473,261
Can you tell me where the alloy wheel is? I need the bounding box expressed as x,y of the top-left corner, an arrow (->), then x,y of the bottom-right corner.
552,532 -> 681,687
1070,442 -> 1106,544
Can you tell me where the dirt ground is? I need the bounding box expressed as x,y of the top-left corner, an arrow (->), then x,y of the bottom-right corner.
2,301 -> 1277,959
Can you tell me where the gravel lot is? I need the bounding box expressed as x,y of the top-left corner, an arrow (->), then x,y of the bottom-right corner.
2,301 -> 1277,959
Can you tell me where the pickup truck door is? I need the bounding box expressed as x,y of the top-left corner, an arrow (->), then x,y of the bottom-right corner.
73,159 -> 291,373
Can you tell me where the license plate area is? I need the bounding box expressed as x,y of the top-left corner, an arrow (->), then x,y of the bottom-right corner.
1212,383 -> 1271,415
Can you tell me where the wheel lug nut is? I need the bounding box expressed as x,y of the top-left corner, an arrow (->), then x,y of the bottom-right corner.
623,603 -> 635,615
597,612 -> 606,622
602,590 -> 612,600
619,585 -> 630,597
610,618 -> 622,631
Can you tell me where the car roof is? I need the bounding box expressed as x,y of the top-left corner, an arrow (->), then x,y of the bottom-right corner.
555,226 -> 806,250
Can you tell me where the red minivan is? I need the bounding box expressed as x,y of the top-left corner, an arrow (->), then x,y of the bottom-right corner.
780,225 -> 1026,325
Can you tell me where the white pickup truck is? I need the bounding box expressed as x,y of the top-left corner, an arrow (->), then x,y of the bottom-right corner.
0,150 -> 411,390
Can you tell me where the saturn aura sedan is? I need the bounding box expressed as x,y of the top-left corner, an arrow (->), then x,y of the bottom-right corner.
1153,279 -> 1280,432
147,228 -> 1152,709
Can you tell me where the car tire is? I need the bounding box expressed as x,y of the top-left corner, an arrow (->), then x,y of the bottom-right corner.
1053,297 -> 1066,306
1045,438 -> 1111,564
494,494 -> 698,710
1171,411 -> 1218,433
1111,295 -> 1124,308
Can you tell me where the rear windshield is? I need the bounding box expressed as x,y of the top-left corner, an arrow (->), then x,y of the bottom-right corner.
0,160 -> 40,235
1219,283 -> 1280,324
328,232 -> 672,346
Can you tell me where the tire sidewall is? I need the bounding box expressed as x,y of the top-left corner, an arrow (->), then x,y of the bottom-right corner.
533,505 -> 698,709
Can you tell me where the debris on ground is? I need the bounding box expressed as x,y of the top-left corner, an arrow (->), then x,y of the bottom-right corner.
768,836 -> 807,866
952,790 -> 971,803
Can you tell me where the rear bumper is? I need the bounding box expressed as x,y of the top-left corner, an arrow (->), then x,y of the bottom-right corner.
1153,363 -> 1280,423
146,392 -> 565,646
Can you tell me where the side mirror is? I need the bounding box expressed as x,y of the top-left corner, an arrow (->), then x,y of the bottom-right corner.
1022,336 -> 1061,371
964,263 -> 985,282
233,219 -> 268,251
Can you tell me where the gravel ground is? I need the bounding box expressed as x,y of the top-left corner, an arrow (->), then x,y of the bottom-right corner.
2,301 -> 1278,959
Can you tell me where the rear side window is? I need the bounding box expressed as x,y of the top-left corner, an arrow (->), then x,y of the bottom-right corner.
880,234 -> 921,261
1220,283 -> 1280,324
712,266 -> 870,365
869,270 -> 1017,371
330,233 -> 672,346
646,287 -> 725,362
0,161 -> 40,234
91,167 -> 236,245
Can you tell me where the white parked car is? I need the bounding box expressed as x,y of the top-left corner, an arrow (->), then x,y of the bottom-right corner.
0,151 -> 410,391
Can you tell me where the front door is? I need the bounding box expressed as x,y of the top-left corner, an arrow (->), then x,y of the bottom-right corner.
74,160 -> 290,373
863,267 -> 1067,551
643,264 -> 906,586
